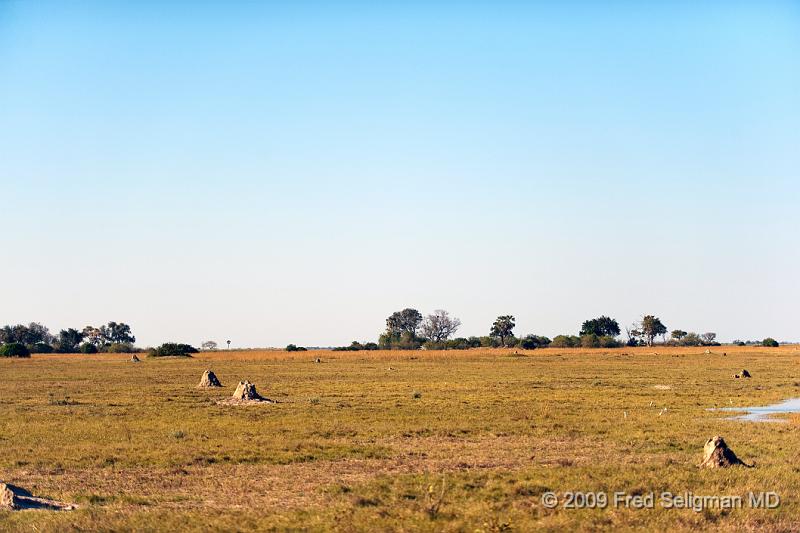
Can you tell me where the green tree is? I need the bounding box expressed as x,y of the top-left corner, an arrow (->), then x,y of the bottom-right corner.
103,322 -> 135,344
385,309 -> 423,336
762,338 -> 779,347
579,316 -> 620,337
670,330 -> 687,342
639,315 -> 667,346
490,315 -> 516,347
681,332 -> 701,346
56,328 -> 85,353
82,326 -> 104,347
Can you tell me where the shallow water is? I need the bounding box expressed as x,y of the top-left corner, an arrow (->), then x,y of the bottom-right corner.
717,398 -> 800,422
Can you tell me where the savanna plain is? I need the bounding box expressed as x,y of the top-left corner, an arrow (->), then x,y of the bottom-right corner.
1,346 -> 799,532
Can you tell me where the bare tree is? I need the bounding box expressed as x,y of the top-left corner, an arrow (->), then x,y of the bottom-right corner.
421,310 -> 462,343
201,340 -> 218,351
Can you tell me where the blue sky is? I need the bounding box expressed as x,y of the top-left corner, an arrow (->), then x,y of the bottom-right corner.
1,2 -> 798,347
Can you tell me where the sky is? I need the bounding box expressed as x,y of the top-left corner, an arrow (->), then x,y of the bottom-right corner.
1,1 -> 798,347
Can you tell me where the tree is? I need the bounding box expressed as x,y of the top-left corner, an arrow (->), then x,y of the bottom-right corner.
681,332 -> 702,346
420,310 -> 461,343
104,322 -> 135,344
639,315 -> 667,347
762,338 -> 779,347
385,308 -> 423,336
25,322 -> 53,345
671,330 -> 687,342
700,332 -> 717,345
0,324 -> 52,345
201,341 -> 218,351
490,315 -> 515,347
57,328 -> 85,353
580,316 -> 620,337
82,326 -> 104,347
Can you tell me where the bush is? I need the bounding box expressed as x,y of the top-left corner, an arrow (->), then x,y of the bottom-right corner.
363,342 -> 379,350
680,333 -> 702,347
551,335 -> 580,348
0,342 -> 30,357
762,338 -> 779,347
599,336 -> 622,348
286,344 -> 307,352
28,342 -> 54,354
478,336 -> 500,348
80,343 -> 98,354
378,331 -> 423,350
150,343 -> 198,357
519,335 -> 551,350
103,343 -> 136,353
580,334 -> 600,348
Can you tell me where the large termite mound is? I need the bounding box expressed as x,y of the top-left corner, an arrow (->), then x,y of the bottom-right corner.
699,436 -> 752,468
197,369 -> 222,388
0,482 -> 76,511
218,381 -> 275,405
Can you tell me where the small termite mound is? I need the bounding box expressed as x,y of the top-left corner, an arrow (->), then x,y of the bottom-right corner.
218,381 -> 275,405
197,369 -> 222,388
130,355 -> 140,363
699,436 -> 752,468
1,482 -> 77,511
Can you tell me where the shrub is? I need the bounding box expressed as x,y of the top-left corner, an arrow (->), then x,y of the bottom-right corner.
28,342 -> 54,354
286,344 -> 307,352
478,336 -> 500,348
551,335 -> 580,348
378,331 -> 423,350
103,343 -> 135,353
519,335 -> 551,350
363,342 -> 379,350
580,334 -> 600,348
680,333 -> 702,347
80,343 -> 99,354
762,338 -> 779,347
446,337 -> 471,350
0,342 -> 31,357
599,336 -> 622,348
151,343 -> 198,357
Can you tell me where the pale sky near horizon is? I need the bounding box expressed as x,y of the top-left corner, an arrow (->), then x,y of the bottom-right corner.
1,2 -> 798,347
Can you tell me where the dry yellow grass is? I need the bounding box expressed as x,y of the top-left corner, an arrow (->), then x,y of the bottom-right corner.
1,345 -> 799,531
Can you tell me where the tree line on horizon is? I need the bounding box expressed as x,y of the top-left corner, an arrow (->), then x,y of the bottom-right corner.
311,309 -> 783,352
0,315 -> 782,358
0,321 -> 136,356
0,321 -> 205,358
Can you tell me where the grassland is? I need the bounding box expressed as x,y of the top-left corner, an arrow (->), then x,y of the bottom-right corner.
1,345 -> 799,531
